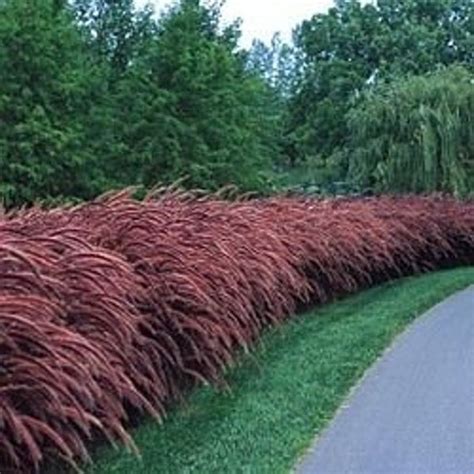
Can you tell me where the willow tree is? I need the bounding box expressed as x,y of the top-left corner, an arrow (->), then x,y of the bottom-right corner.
347,66 -> 474,196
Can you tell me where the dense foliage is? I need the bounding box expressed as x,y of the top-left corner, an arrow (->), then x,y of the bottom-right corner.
112,1 -> 275,191
284,0 -> 474,193
0,0 -> 277,206
0,0 -> 101,205
0,0 -> 473,204
1,191 -> 473,472
347,67 -> 474,195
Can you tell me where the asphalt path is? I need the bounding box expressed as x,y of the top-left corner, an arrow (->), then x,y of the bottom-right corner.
296,286 -> 474,474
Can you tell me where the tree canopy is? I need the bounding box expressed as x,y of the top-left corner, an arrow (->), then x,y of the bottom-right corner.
0,0 -> 101,205
347,66 -> 474,195
0,0 -> 472,205
288,0 -> 474,166
0,0 -> 277,206
111,0 -> 276,191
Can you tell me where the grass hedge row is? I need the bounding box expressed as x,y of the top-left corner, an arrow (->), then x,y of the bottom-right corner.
0,192 -> 473,472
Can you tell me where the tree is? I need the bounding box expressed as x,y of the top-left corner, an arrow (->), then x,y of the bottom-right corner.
246,34 -> 302,167
106,0 -> 277,192
347,66 -> 474,195
0,0 -> 100,206
288,0 -> 474,167
72,0 -> 156,77
246,34 -> 299,98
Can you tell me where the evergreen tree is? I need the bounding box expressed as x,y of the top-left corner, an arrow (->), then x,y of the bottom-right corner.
0,0 -> 100,206
108,0 -> 276,192
72,0 -> 156,76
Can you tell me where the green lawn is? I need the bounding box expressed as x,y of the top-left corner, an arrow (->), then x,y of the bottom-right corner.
88,267 -> 474,474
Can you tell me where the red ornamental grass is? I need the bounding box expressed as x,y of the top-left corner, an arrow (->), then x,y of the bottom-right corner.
0,192 -> 473,472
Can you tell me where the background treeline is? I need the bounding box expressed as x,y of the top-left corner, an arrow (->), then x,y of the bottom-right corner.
0,0 -> 473,207
280,0 -> 474,196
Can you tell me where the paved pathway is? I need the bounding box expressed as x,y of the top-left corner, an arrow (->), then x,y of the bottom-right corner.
296,286 -> 474,474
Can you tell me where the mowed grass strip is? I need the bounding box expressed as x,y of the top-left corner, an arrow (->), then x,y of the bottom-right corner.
89,267 -> 474,474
